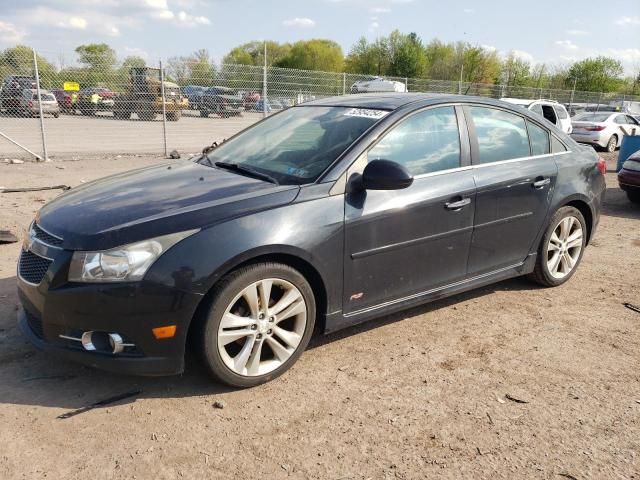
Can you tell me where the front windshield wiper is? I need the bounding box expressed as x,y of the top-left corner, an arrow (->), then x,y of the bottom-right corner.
214,161 -> 279,185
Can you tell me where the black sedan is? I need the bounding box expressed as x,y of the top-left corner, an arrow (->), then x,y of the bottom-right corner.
17,93 -> 606,387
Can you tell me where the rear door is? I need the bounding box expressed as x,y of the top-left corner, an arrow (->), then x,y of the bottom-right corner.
464,105 -> 559,275
343,105 -> 476,313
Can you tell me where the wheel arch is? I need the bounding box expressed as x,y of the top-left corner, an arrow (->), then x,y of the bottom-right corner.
187,247 -> 330,346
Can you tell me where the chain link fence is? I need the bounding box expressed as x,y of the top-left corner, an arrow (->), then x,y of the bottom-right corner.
1,49 -> 639,160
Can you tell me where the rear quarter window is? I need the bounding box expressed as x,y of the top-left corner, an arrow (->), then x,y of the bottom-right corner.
527,121 -> 550,156
551,136 -> 567,153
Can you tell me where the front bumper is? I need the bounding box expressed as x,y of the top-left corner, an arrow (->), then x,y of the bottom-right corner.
17,246 -> 203,376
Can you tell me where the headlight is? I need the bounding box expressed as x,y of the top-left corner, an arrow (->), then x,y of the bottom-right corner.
68,230 -> 198,283
622,160 -> 640,172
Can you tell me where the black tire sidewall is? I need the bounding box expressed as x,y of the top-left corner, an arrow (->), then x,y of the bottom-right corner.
538,206 -> 587,287
201,263 -> 316,388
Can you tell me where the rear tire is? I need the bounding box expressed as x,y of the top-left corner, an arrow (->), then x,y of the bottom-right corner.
606,135 -> 617,153
627,190 -> 640,204
197,262 -> 316,388
528,206 -> 587,287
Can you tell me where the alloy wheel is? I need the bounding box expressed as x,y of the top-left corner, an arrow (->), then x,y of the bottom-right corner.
217,278 -> 307,377
546,216 -> 583,279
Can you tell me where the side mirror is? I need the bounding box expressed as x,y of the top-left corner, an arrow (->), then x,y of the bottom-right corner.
361,160 -> 414,190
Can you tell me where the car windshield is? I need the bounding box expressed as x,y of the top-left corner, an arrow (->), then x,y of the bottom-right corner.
574,113 -> 611,122
200,106 -> 385,184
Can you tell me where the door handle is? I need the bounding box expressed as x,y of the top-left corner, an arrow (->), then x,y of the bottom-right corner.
445,197 -> 471,210
532,178 -> 550,189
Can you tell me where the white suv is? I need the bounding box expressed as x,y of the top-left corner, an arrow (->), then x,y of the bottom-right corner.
501,98 -> 572,134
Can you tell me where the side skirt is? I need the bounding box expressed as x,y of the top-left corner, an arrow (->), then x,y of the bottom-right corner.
324,253 -> 536,334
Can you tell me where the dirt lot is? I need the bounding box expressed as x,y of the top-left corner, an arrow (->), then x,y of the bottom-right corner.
0,153 -> 638,479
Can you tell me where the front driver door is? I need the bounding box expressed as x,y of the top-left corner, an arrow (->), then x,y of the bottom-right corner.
343,105 -> 476,314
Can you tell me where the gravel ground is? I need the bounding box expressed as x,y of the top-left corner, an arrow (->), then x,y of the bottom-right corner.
0,152 -> 638,479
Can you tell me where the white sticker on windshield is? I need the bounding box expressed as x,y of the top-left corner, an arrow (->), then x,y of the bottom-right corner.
343,108 -> 389,119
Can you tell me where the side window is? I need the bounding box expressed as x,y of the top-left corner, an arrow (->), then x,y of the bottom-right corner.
625,115 -> 639,125
614,115 -> 627,125
368,106 -> 460,175
530,104 -> 543,116
469,106 -> 530,164
551,136 -> 567,153
555,106 -> 568,120
527,121 -> 550,156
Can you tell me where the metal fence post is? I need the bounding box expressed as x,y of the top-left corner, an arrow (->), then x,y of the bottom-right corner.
343,72 -> 346,95
159,60 -> 168,157
32,49 -> 48,162
404,77 -> 408,92
263,65 -> 267,119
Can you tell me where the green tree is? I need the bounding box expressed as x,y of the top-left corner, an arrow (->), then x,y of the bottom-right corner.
222,41 -> 291,66
0,45 -> 58,88
75,43 -> 117,69
501,52 -> 531,86
424,40 -> 457,80
387,31 -> 427,78
567,56 -> 624,92
345,36 -> 390,75
275,39 -> 344,72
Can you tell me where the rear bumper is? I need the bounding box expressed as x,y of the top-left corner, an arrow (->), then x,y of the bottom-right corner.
571,133 -> 606,148
618,169 -> 640,192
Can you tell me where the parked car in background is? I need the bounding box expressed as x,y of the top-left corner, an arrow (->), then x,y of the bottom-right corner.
618,149 -> 640,203
76,87 -> 116,115
570,112 -> 640,152
199,86 -> 244,118
501,98 -> 572,134
253,98 -> 272,113
270,99 -> 284,110
51,89 -> 73,112
17,93 -> 605,387
277,98 -> 294,108
238,91 -> 261,111
1,75 -> 36,114
182,85 -> 207,110
19,89 -> 60,118
351,77 -> 407,93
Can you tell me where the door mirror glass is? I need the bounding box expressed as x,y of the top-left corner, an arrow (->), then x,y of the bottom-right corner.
361,159 -> 414,190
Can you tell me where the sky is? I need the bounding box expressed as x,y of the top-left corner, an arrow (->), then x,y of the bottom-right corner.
0,0 -> 639,74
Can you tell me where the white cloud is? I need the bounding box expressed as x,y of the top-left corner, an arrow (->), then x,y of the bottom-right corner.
122,46 -> 149,60
282,17 -> 316,27
481,44 -> 497,53
368,20 -> 380,33
370,7 -> 391,13
176,11 -> 210,25
567,29 -> 589,36
555,39 -> 578,50
65,17 -> 88,30
0,21 -> 25,44
511,49 -> 535,63
616,16 -> 640,25
463,8 -> 475,14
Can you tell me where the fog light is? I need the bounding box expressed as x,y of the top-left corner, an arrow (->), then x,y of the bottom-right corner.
81,331 -> 126,353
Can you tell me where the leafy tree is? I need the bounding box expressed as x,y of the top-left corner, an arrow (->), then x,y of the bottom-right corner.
387,31 -> 427,78
75,43 -> 117,70
0,45 -> 58,88
223,41 -> 291,66
275,39 -> 344,72
501,53 -> 531,86
567,56 -> 624,92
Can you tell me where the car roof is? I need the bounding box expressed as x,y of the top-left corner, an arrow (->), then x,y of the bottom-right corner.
302,93 -> 461,110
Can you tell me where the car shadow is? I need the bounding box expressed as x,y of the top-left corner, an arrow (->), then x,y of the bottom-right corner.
0,272 -> 535,412
602,186 -> 640,221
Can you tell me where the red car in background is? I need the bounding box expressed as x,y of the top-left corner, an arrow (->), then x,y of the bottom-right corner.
51,89 -> 73,112
618,150 -> 640,204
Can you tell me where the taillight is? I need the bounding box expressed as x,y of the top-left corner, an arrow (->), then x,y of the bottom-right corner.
28,101 -> 33,107
585,125 -> 606,131
597,157 -> 606,175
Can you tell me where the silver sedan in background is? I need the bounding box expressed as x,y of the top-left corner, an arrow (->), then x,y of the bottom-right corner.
19,89 -> 60,118
570,112 -> 640,152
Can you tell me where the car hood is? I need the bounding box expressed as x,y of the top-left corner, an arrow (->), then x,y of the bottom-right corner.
37,160 -> 299,250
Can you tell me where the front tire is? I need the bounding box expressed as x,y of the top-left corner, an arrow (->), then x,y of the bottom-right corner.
627,190 -> 640,204
198,262 -> 316,387
528,206 -> 587,287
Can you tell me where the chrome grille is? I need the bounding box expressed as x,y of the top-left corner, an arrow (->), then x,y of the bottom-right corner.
33,223 -> 63,246
19,250 -> 52,284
